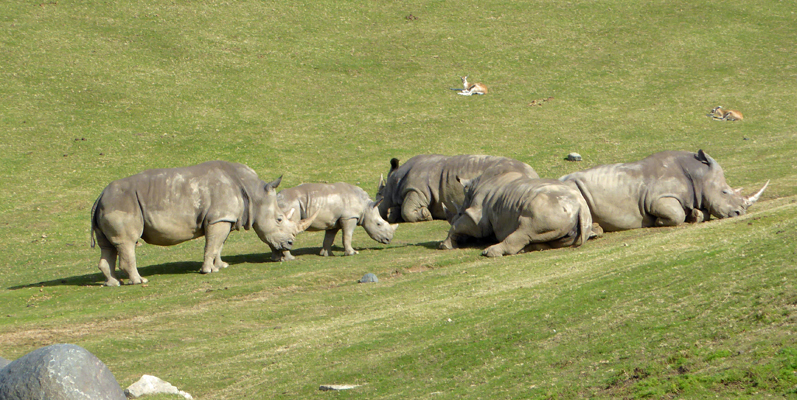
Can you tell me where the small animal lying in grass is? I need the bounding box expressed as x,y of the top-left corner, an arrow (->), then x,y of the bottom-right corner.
450,75 -> 488,96
528,97 -> 554,106
275,182 -> 398,260
708,106 -> 743,121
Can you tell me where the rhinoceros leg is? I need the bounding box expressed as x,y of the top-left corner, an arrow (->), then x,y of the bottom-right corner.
686,208 -> 707,224
320,228 -> 339,256
484,215 -> 575,257
201,222 -> 232,274
650,197 -> 687,227
340,218 -> 359,256
401,191 -> 433,222
483,230 -> 532,257
117,242 -> 147,285
439,213 -> 478,250
94,233 -> 121,286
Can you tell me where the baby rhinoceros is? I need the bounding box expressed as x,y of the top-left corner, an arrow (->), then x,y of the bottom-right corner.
275,183 -> 398,260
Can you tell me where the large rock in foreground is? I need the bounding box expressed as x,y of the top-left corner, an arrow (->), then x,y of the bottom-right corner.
0,357 -> 10,370
0,343 -> 126,400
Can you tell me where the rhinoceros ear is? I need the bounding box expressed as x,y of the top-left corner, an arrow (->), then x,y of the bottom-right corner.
389,158 -> 400,171
456,176 -> 474,189
696,150 -> 716,167
265,175 -> 283,192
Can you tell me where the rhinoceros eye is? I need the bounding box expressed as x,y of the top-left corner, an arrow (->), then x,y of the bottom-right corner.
277,217 -> 283,223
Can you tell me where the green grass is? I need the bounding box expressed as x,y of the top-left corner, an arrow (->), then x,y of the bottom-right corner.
1,0 -> 796,398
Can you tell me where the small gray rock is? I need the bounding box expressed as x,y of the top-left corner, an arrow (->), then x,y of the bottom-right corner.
566,152 -> 582,161
0,343 -> 126,400
0,357 -> 10,370
319,384 -> 362,391
359,273 -> 378,283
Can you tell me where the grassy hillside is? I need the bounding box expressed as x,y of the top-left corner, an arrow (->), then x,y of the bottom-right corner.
1,0 -> 795,398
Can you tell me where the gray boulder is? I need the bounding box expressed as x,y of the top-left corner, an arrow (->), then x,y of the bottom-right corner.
359,273 -> 379,283
0,343 -> 126,400
0,357 -> 10,369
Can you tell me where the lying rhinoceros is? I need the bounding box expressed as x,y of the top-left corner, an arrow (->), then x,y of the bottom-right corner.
90,161 -> 316,286
376,154 -> 539,223
559,150 -> 768,232
275,183 -> 398,260
439,168 -> 595,257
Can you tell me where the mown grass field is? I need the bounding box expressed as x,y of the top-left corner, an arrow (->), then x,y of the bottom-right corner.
1,0 -> 796,398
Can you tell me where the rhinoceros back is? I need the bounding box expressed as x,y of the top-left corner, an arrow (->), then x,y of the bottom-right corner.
439,156 -> 538,216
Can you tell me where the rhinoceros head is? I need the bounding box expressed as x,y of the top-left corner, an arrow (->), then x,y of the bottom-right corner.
375,157 -> 402,221
362,198 -> 399,244
696,150 -> 768,219
253,176 -> 317,251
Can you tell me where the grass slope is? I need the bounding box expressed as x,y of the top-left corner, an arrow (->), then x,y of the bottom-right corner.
1,0 -> 796,398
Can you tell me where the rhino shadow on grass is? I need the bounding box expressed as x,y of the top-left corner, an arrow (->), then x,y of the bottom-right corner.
414,237 -> 497,251
7,252 -> 278,289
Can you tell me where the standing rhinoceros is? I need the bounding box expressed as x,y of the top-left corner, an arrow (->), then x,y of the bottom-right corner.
90,161 -> 316,286
376,154 -> 539,223
559,150 -> 768,232
439,168 -> 595,257
275,182 -> 398,260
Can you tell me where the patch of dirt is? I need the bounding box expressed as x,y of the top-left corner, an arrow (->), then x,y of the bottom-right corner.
405,265 -> 433,274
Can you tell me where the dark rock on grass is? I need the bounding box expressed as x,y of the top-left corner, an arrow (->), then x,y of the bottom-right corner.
566,152 -> 582,162
0,343 -> 126,400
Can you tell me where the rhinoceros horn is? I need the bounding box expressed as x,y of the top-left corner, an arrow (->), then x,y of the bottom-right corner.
744,180 -> 769,208
295,207 -> 320,233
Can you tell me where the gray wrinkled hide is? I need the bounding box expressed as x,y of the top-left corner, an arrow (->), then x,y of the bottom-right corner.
440,168 -> 594,257
560,150 -> 766,232
0,344 -> 126,400
91,161 -> 308,286
377,154 -> 539,223
276,183 -> 397,259
0,357 -> 9,370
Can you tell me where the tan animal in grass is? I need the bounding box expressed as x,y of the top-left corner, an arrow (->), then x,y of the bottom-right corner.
708,106 -> 744,121
459,75 -> 488,96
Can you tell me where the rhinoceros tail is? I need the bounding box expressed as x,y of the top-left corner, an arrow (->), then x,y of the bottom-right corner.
90,193 -> 102,249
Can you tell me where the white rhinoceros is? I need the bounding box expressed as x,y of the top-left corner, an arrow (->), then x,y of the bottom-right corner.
90,161 -> 316,286
559,150 -> 768,232
275,182 -> 398,260
439,168 -> 596,257
376,154 -> 539,223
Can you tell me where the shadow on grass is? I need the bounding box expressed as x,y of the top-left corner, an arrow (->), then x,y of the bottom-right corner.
6,251 -> 279,290
413,237 -> 495,251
